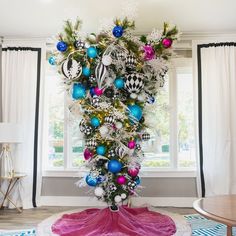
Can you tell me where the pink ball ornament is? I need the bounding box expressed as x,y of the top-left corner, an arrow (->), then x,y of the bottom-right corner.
162,38 -> 173,48
83,148 -> 93,160
128,140 -> 136,149
143,45 -> 155,61
116,175 -> 127,185
94,87 -> 103,96
128,168 -> 139,177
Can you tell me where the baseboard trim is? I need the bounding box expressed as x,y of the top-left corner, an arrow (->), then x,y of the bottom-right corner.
40,196 -> 197,208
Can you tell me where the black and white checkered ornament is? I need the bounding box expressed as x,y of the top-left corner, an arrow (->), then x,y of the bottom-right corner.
116,52 -> 127,61
74,40 -> 85,49
86,139 -> 97,148
124,73 -> 144,94
125,55 -> 137,70
104,115 -> 116,125
135,144 -> 141,151
96,159 -> 107,167
142,133 -> 151,141
89,75 -> 96,83
83,125 -> 93,135
91,96 -> 101,108
108,149 -> 116,158
109,184 -> 117,192
61,58 -> 82,80
127,181 -> 137,190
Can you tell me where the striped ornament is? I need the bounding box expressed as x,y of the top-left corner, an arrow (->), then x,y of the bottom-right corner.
104,115 -> 116,124
79,119 -> 86,132
61,58 -> 82,79
86,139 -> 97,148
95,62 -> 107,86
115,146 -> 127,158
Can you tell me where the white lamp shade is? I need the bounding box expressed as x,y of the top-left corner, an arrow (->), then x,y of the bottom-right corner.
0,123 -> 23,143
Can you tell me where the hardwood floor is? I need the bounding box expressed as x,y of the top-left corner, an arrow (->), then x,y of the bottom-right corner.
0,206 -> 196,230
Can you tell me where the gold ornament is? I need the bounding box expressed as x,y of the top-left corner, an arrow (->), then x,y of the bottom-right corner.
117,20 -> 122,26
124,120 -> 131,129
68,45 -> 74,53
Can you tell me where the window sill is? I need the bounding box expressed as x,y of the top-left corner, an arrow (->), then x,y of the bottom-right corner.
42,169 -> 197,178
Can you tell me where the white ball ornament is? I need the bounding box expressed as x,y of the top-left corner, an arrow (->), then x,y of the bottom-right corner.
114,195 -> 122,203
88,34 -> 96,42
115,121 -> 123,129
105,162 -> 108,169
84,42 -> 90,49
130,93 -> 138,99
121,193 -> 127,199
137,93 -> 146,102
102,55 -> 112,66
99,125 -> 109,137
94,187 -> 104,197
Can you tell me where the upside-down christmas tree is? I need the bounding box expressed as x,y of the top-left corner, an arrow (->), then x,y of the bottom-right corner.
50,17 -> 178,207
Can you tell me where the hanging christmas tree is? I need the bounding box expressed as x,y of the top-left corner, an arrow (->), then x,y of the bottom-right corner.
49,17 -> 179,209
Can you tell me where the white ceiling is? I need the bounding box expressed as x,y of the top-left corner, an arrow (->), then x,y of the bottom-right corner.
1,0 -> 236,38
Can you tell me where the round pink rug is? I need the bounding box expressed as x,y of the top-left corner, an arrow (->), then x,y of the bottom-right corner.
51,206 -> 176,236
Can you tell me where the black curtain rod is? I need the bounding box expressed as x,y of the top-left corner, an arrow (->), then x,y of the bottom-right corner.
199,42 -> 236,48
2,47 -> 40,51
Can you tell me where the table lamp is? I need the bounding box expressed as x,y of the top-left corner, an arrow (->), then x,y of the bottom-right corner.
0,123 -> 22,178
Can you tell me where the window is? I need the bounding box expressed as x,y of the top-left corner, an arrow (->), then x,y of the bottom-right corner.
43,57 -> 196,172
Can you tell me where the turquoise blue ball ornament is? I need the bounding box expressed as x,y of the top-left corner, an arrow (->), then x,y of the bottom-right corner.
82,66 -> 91,77
48,56 -> 56,65
56,41 -> 68,52
108,159 -> 122,173
72,83 -> 86,100
114,77 -> 124,89
86,175 -> 98,187
96,145 -> 106,155
87,47 -> 98,58
90,117 -> 100,127
128,104 -> 143,122
112,25 -> 124,38
135,176 -> 141,185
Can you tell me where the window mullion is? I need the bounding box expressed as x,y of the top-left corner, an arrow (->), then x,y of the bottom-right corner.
64,94 -> 70,170
169,68 -> 178,169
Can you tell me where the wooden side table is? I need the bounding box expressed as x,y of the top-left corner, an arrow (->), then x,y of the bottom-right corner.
0,173 -> 26,213
193,195 -> 236,236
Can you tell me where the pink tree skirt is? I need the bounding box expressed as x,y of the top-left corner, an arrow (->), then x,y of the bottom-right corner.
51,206 -> 176,236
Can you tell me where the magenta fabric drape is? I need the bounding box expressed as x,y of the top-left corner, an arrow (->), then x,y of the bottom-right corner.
52,206 -> 176,236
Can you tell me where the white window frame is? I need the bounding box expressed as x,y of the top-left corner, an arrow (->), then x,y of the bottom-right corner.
42,57 -> 196,178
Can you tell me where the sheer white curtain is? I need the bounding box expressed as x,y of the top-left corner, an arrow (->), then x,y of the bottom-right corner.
1,48 -> 41,208
194,42 -> 236,196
